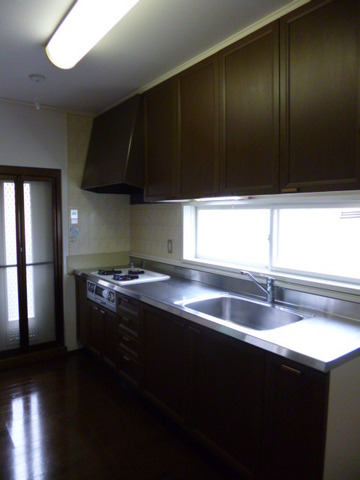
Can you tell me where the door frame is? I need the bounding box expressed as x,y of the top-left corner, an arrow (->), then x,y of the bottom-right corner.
0,165 -> 64,354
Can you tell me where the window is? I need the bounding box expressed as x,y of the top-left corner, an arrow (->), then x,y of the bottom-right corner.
183,198 -> 360,284
273,207 -> 360,281
195,207 -> 270,269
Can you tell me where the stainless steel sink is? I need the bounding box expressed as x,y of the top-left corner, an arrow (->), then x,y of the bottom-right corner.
178,294 -> 304,330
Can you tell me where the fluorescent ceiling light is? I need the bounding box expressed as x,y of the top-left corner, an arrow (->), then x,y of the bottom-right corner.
46,0 -> 139,69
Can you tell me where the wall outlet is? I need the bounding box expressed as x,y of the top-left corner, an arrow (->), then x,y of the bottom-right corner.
167,239 -> 173,254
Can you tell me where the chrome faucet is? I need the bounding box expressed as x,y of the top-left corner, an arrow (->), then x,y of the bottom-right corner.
240,270 -> 274,304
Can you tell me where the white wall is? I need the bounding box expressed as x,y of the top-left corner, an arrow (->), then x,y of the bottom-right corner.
0,101 -> 76,349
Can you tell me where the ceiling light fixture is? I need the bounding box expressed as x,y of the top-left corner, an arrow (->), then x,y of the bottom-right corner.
45,0 -> 139,69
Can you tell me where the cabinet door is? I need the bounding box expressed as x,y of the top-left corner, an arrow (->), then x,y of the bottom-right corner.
103,310 -> 118,370
87,302 -> 104,358
144,78 -> 178,200
143,307 -> 186,421
188,325 -> 264,478
178,55 -> 219,199
263,354 -> 329,480
75,276 -> 88,345
219,22 -> 279,196
280,0 -> 360,193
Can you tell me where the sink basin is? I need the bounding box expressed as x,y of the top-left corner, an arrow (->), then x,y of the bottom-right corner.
179,294 -> 303,331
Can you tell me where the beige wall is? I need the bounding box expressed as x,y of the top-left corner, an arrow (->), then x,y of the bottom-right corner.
67,113 -> 184,268
67,114 -> 131,257
130,203 -> 182,261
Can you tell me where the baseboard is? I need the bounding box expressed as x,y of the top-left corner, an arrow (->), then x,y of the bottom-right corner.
0,345 -> 68,370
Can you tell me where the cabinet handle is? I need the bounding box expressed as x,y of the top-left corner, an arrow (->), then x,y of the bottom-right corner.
189,325 -> 199,332
281,187 -> 299,194
122,336 -> 131,343
281,364 -> 301,376
122,316 -> 131,323
122,354 -> 131,363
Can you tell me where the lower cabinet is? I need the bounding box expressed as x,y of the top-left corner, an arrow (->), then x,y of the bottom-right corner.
77,291 -> 331,480
117,293 -> 143,388
87,302 -> 104,358
143,306 -> 186,422
75,275 -> 88,344
103,310 -> 118,370
188,325 -> 265,478
87,301 -> 118,370
262,354 -> 329,480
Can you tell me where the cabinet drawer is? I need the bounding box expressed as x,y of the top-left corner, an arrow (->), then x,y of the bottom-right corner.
117,294 -> 140,317
118,314 -> 141,337
118,332 -> 140,359
118,348 -> 141,386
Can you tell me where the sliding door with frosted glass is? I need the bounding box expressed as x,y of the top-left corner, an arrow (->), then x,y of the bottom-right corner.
24,181 -> 56,346
0,169 -> 63,354
0,180 -> 20,350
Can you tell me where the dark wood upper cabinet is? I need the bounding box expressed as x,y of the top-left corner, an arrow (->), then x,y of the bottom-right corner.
144,78 -> 178,200
280,0 -> 360,193
144,0 -> 359,199
219,22 -> 280,195
178,56 -> 219,199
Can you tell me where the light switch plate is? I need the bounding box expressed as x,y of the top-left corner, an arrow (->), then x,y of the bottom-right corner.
167,239 -> 173,254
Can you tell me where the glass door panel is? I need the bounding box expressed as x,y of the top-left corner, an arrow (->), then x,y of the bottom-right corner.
24,181 -> 56,345
0,180 -> 20,351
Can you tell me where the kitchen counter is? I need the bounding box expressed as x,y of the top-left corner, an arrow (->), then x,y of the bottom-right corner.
76,268 -> 360,372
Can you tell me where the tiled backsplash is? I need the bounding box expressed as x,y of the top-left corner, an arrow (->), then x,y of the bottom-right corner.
67,114 -> 183,263
67,114 -> 131,257
130,203 -> 182,261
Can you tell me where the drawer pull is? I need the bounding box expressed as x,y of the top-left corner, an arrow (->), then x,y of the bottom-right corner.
281,187 -> 299,194
281,364 -> 301,376
122,355 -> 131,363
189,325 -> 200,334
122,336 -> 131,343
123,316 -> 131,323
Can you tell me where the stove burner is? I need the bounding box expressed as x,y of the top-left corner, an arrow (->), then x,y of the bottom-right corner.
98,269 -> 122,276
113,274 -> 139,282
128,269 -> 145,275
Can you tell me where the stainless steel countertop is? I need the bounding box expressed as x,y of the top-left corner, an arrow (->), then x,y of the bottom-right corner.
76,268 -> 360,373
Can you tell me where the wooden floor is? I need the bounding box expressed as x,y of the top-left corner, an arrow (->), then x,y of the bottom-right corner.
0,351 -> 244,480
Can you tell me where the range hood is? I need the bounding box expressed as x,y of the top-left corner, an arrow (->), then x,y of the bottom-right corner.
82,94 -> 144,194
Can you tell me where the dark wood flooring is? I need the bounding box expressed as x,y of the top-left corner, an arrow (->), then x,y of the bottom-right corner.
0,351 -> 244,480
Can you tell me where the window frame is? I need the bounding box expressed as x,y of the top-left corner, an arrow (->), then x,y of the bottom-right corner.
182,193 -> 360,290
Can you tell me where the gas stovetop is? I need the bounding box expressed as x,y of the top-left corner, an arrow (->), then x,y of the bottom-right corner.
91,268 -> 170,286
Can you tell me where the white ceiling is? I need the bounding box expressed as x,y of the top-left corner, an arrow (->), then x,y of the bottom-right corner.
0,0 -> 301,116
